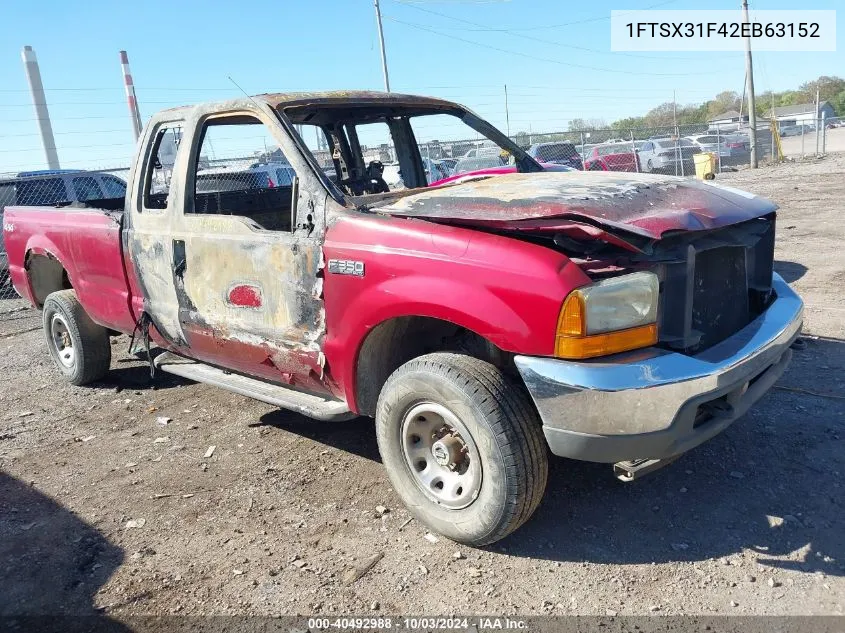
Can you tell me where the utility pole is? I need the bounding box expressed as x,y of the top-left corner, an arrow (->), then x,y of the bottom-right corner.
672,90 -> 677,131
770,90 -> 777,162
374,0 -> 391,92
21,46 -> 60,170
673,90 -> 681,176
814,86 -> 820,154
742,0 -> 758,168
504,84 -> 510,137
119,51 -> 143,142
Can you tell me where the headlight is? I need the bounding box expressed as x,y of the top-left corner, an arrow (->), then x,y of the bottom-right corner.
556,271 -> 659,359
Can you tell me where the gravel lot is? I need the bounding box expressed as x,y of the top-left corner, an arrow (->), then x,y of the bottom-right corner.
1,156 -> 843,619
780,126 -> 845,159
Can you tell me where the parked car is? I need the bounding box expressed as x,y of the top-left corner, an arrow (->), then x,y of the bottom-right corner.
452,155 -> 509,176
421,157 -> 450,184
636,138 -> 699,174
3,91 -> 803,546
461,142 -> 500,159
583,143 -> 639,172
1,169 -> 127,206
434,158 -> 458,176
196,162 -> 295,192
526,142 -> 583,170
0,184 -> 12,288
0,170 -> 127,291
723,134 -> 750,152
780,125 -> 811,137
428,162 -> 573,188
685,134 -> 732,158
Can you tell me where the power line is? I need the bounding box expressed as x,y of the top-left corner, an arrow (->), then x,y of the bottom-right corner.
385,16 -> 727,77
16,156 -> 132,167
0,86 -> 237,93
0,114 -> 131,123
391,0 -> 679,31
0,141 -> 135,154
0,100 -> 200,107
0,128 -> 130,138
387,1 -> 733,62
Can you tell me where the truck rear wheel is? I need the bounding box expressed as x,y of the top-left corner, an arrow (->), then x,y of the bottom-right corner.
375,353 -> 548,546
42,290 -> 111,386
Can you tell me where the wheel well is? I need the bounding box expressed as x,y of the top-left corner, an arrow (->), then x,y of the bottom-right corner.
354,316 -> 511,417
26,252 -> 72,307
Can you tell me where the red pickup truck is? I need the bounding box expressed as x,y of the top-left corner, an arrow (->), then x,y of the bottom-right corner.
3,92 -> 803,545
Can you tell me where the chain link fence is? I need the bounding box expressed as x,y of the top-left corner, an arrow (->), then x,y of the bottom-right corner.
411,118 -> 841,178
777,115 -> 844,160
0,167 -> 130,302
349,120 -> 838,184
506,122 -> 779,175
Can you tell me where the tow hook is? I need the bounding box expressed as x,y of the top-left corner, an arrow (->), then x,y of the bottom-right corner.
613,456 -> 679,482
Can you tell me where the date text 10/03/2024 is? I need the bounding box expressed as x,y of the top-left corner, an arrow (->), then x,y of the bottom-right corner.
307,617 -> 528,630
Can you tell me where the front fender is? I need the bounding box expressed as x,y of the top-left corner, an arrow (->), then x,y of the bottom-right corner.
323,275 -> 549,413
322,213 -> 591,411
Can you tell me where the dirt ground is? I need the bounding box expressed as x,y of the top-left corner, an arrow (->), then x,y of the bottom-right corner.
1,156 -> 843,620
779,126 -> 845,159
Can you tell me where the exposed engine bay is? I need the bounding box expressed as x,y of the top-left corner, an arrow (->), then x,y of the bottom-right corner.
526,213 -> 777,354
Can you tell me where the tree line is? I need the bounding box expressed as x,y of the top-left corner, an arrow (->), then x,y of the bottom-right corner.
559,75 -> 845,132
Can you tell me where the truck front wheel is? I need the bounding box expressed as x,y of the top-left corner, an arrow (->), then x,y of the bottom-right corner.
375,353 -> 548,546
42,290 -> 111,386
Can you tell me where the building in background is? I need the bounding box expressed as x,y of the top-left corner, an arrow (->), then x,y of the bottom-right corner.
766,101 -> 836,128
707,110 -> 748,132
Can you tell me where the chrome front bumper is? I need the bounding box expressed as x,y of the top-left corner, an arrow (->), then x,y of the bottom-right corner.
514,274 -> 803,463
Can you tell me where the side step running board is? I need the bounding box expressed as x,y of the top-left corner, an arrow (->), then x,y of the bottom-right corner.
155,352 -> 354,421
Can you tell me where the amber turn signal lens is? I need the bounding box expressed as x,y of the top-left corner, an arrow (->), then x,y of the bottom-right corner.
557,292 -> 586,337
555,323 -> 658,360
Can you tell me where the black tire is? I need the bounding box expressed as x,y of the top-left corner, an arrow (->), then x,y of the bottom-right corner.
375,353 -> 548,546
646,159 -> 654,172
42,290 -> 111,386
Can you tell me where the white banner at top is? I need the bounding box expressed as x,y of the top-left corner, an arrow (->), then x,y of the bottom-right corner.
610,10 -> 836,52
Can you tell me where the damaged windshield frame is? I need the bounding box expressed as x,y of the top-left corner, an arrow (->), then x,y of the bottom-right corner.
278,102 -> 543,206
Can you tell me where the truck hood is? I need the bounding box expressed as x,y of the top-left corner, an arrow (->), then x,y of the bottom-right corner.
374,171 -> 776,242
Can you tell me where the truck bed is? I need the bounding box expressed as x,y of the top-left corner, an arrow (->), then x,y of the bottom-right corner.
2,203 -> 136,334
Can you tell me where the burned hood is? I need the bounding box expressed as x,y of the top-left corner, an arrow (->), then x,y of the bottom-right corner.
374,171 -> 777,240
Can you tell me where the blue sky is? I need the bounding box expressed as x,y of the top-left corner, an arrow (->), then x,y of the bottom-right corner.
0,0 -> 841,172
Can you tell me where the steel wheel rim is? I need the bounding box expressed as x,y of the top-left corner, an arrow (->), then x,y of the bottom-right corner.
50,313 -> 75,368
400,402 -> 482,510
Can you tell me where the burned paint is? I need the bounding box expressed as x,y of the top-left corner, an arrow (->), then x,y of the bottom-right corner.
129,231 -> 184,344
262,90 -> 459,111
123,95 -> 335,394
171,216 -> 326,384
371,171 -> 777,240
